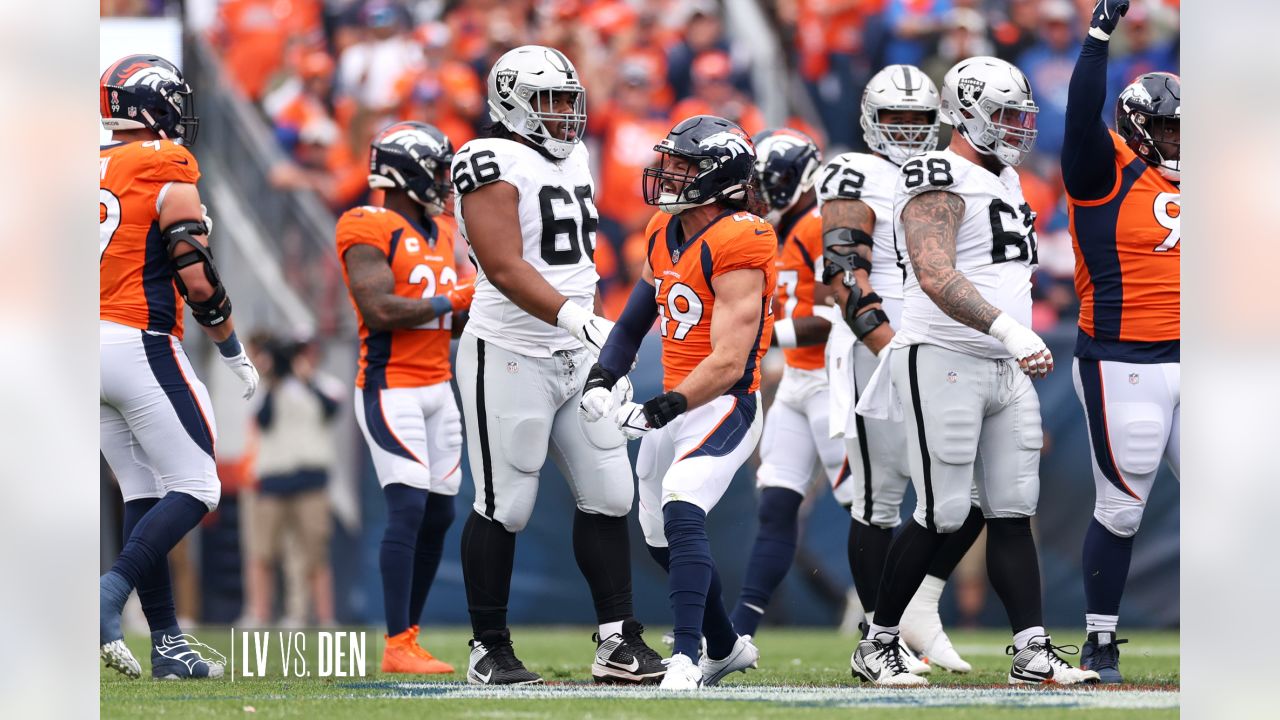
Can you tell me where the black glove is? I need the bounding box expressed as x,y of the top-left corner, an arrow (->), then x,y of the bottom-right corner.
1091,0 -> 1130,37
641,391 -> 688,429
584,362 -> 618,393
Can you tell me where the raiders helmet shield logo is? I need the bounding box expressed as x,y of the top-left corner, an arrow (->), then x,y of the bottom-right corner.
495,69 -> 517,100
957,77 -> 985,108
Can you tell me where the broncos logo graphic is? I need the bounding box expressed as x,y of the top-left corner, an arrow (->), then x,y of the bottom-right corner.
699,131 -> 752,158
383,128 -> 442,154
154,633 -> 227,673
121,66 -> 183,92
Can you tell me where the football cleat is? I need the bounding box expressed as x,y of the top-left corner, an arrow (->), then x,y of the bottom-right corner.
467,629 -> 543,685
699,634 -> 760,687
901,601 -> 971,673
861,621 -> 929,675
850,633 -> 929,686
1008,636 -> 1101,685
151,631 -> 225,679
658,653 -> 702,691
592,619 -> 666,684
101,638 -> 142,679
1081,631 -> 1127,684
381,627 -> 454,675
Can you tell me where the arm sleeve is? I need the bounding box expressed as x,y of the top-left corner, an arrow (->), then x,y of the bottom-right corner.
1061,36 -> 1119,201
598,280 -> 658,378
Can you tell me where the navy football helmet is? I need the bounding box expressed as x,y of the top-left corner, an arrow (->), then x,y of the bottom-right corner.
368,122 -> 455,216
643,115 -> 756,214
752,128 -> 822,217
1116,72 -> 1180,181
100,54 -> 198,145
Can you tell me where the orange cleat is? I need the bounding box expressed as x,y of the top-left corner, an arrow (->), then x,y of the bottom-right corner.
381,627 -> 455,674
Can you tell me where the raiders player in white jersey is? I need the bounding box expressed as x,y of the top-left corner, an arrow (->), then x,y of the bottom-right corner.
451,45 -> 663,686
819,64 -> 982,676
848,57 -> 1098,686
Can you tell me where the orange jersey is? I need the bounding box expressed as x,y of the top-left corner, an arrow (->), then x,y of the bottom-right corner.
1069,131 -> 1180,361
773,201 -> 826,371
100,139 -> 201,338
645,210 -> 777,394
336,206 -> 460,389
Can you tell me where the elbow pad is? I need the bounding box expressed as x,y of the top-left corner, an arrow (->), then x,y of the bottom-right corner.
822,227 -> 873,284
841,283 -> 886,341
165,220 -> 232,327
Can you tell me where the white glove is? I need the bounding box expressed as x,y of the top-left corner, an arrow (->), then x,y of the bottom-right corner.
220,349 -> 260,399
200,204 -> 213,238
579,374 -> 634,423
556,301 -> 615,356
989,313 -> 1054,378
614,401 -> 653,440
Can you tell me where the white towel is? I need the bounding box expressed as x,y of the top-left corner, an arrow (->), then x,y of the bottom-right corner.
822,308 -> 856,439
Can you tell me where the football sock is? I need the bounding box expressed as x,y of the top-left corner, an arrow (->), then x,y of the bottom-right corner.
872,520 -> 946,628
381,484 -> 429,637
663,501 -> 714,660
867,622 -> 900,640
408,491 -> 455,627
986,517 -> 1044,634
1086,613 -> 1120,635
1013,625 -> 1047,652
572,509 -> 634,624
122,497 -> 178,633
732,487 -> 803,637
1082,517 -> 1134,617
926,505 -> 985,579
598,620 -> 624,640
461,510 -> 516,639
848,519 -> 893,617
646,543 -> 735,658
107,491 -> 208,593
99,571 -> 132,644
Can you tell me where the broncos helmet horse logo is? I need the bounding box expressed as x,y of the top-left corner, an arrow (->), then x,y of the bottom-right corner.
699,131 -> 752,158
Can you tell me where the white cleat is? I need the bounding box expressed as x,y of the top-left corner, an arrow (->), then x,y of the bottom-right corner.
850,633 -> 929,687
898,637 -> 932,675
101,639 -> 142,679
659,653 -> 703,690
1007,636 -> 1101,685
699,634 -> 759,686
901,618 -> 970,673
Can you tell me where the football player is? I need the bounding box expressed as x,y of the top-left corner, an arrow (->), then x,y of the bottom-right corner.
450,45 -> 664,686
583,115 -> 774,690
726,128 -> 849,640
99,54 -> 258,679
848,57 -> 1097,686
336,122 -> 473,675
820,65 -> 983,674
1062,0 -> 1180,683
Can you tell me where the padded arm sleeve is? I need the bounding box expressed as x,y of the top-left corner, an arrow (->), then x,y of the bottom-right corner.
598,280 -> 658,378
1062,36 -> 1119,200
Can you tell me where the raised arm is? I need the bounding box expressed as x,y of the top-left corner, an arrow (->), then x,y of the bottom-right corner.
1062,0 -> 1131,200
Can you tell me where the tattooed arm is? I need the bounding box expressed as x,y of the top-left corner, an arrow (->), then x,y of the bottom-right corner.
822,197 -> 894,354
901,191 -> 1000,333
343,245 -> 449,332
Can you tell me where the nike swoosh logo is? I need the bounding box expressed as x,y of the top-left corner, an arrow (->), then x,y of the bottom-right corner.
1016,666 -> 1054,680
601,656 -> 640,672
474,668 -> 493,683
754,229 -> 768,235
174,158 -> 189,165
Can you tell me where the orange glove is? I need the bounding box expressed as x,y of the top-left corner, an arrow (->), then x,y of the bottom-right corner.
446,282 -> 475,312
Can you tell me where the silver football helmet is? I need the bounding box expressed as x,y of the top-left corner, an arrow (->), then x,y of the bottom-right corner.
939,56 -> 1038,167
486,45 -> 586,160
860,64 -> 940,166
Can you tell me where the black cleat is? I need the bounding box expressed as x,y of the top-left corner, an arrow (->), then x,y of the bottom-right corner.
467,629 -> 543,685
1081,631 -> 1127,684
592,619 -> 666,684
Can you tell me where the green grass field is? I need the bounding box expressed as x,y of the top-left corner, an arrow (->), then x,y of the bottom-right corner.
101,627 -> 1178,719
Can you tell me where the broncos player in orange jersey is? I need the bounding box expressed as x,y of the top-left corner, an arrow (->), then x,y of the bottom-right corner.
336,122 -> 474,674
99,54 -> 259,679
581,116 -> 774,690
1063,1 -> 1180,684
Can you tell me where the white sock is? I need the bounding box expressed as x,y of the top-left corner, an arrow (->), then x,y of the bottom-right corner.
868,622 -> 899,642
864,611 -> 875,625
1085,613 -> 1119,636
1012,626 -> 1046,652
908,575 -> 945,613
599,620 -> 624,639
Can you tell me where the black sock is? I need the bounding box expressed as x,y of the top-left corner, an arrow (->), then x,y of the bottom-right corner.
122,497 -> 178,634
109,491 -> 207,590
572,509 -> 634,624
732,487 -> 803,637
985,516 -> 1043,633
848,519 -> 893,616
873,520 -> 947,627
408,492 -> 456,627
460,510 -> 516,638
926,506 -> 986,580
381,484 -> 428,637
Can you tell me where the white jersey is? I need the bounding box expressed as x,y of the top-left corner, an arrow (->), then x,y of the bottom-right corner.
817,151 -> 905,304
894,149 -> 1037,359
451,138 -> 600,357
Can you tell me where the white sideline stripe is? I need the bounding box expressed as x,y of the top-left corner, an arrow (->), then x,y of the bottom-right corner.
378,684 -> 1179,709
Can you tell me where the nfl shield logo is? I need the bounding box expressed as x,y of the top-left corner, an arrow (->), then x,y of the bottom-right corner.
1129,373 -> 1140,385
495,69 -> 517,99
507,361 -> 519,374
672,247 -> 681,263
946,371 -> 958,384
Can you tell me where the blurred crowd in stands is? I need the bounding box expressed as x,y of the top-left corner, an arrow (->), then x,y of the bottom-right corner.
106,0 -> 1179,333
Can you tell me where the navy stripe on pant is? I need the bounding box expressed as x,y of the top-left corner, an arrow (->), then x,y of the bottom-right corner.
141,332 -> 214,459
1076,358 -> 1141,499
